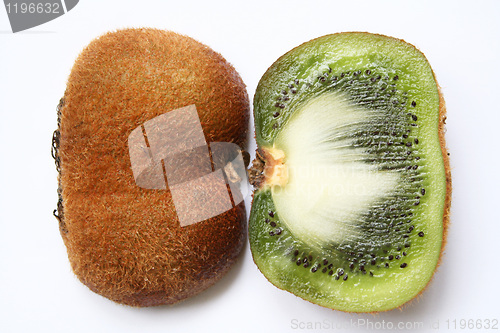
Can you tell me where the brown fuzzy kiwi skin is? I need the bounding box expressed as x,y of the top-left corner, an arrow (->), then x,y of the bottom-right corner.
55,28 -> 250,307
249,33 -> 451,313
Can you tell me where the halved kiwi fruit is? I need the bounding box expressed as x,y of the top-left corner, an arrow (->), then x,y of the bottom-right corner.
248,32 -> 451,312
53,28 -> 249,306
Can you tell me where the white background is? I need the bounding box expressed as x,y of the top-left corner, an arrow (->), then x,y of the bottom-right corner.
1,1 -> 499,332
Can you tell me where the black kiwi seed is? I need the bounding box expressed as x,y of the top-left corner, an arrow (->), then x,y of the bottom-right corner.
419,232 -> 425,237
322,267 -> 328,273
270,221 -> 276,227
400,263 -> 408,268
343,274 -> 348,281
370,271 -> 374,276
388,255 -> 394,260
269,211 -> 275,217
311,267 -> 318,273
303,262 -> 310,268
269,231 -> 275,236
328,264 -> 333,269
421,189 -> 426,195
396,255 -> 401,260
303,257 -> 308,263
275,228 -> 282,235
393,75 -> 399,81
328,270 -> 334,276
334,275 -> 339,280
296,259 -> 302,265
265,218 -> 270,223
412,114 -> 418,121
323,259 -> 329,266
411,101 -> 417,107
338,269 -> 344,276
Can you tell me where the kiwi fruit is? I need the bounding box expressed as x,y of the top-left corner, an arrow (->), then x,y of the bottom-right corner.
248,32 -> 451,312
52,28 -> 250,306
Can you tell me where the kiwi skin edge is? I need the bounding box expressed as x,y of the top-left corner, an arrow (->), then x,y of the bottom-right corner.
53,28 -> 250,307
394,84 -> 450,312
249,33 -> 452,313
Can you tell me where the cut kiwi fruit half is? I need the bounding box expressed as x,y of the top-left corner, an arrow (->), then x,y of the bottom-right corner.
248,32 -> 451,312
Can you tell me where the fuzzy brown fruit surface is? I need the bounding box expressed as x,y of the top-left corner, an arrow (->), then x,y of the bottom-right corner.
53,28 -> 249,306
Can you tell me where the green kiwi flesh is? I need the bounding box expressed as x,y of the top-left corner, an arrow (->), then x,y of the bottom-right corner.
249,33 -> 449,312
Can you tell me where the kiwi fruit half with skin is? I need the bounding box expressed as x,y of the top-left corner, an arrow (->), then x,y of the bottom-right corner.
52,28 -> 250,306
248,32 -> 451,312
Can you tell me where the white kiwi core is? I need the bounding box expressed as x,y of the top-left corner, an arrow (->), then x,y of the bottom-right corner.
271,92 -> 401,249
